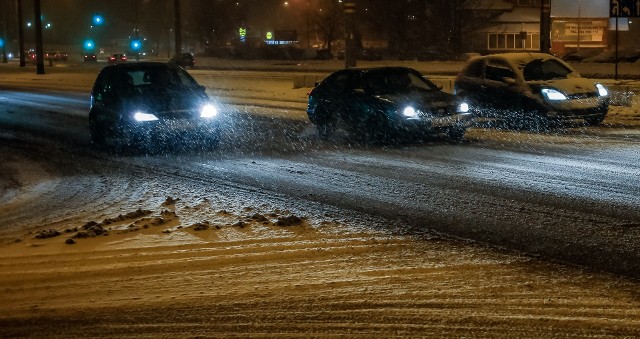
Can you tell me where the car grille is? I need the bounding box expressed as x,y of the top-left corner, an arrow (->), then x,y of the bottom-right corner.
567,92 -> 598,100
158,110 -> 197,120
428,106 -> 449,117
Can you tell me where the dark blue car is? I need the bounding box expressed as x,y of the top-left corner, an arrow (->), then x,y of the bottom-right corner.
307,67 -> 472,142
89,62 -> 220,150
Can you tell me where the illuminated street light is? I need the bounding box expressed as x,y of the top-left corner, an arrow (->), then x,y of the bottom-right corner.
93,15 -> 104,26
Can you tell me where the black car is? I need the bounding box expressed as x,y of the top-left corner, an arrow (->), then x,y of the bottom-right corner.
107,53 -> 127,64
454,53 -> 610,128
169,53 -> 195,67
336,48 -> 383,61
89,62 -> 221,150
83,53 -> 97,62
307,67 -> 473,142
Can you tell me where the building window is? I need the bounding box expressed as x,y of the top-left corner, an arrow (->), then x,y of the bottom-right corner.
517,0 -> 550,7
487,33 -> 540,51
518,0 -> 542,6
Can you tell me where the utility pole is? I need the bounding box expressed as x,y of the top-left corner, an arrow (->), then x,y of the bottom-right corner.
540,0 -> 551,53
34,0 -> 45,74
1,0 -> 8,63
174,0 -> 181,56
17,0 -> 25,67
343,1 -> 356,68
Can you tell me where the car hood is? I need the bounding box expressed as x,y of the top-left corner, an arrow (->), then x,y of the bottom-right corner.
129,88 -> 208,118
528,77 -> 599,95
374,90 -> 455,108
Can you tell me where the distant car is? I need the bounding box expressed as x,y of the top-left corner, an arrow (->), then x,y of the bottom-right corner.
107,53 -> 127,64
45,51 -> 68,61
307,67 -> 472,142
83,53 -> 97,62
88,62 -> 221,150
26,50 -> 37,64
337,48 -> 383,61
454,53 -> 610,128
169,53 -> 195,67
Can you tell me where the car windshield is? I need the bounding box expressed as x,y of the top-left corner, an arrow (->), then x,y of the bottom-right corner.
522,58 -> 573,81
125,66 -> 200,93
362,69 -> 437,95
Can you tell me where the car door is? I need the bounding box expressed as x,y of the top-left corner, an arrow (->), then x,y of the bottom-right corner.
91,68 -> 131,126
314,70 -> 357,124
483,58 -> 519,118
454,58 -> 487,115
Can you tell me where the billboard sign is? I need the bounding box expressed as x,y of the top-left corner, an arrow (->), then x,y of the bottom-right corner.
610,0 -> 640,17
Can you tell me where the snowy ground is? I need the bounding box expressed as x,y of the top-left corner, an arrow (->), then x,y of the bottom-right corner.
1,59 -> 640,337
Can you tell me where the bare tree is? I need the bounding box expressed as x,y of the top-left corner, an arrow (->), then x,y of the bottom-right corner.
311,0 -> 343,55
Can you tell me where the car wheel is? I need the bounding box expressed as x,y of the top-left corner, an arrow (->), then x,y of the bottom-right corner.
315,108 -> 335,140
584,114 -> 605,126
446,125 -> 466,141
89,112 -> 107,147
363,112 -> 391,144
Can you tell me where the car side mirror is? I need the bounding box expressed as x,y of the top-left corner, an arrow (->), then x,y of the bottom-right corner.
199,85 -> 207,92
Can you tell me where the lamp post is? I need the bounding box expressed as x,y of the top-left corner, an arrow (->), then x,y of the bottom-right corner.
576,0 -> 581,51
34,0 -> 45,74
18,0 -> 25,67
1,0 -> 7,63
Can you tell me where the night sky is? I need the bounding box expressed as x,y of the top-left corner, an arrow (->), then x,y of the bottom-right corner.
6,0 -> 612,47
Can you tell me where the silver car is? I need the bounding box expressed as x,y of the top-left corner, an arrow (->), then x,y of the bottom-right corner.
454,53 -> 610,128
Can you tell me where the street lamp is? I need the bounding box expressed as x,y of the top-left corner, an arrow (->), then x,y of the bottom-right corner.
93,14 -> 104,26
577,0 -> 581,51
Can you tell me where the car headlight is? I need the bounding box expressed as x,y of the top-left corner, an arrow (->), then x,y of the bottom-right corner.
200,104 -> 218,118
457,102 -> 470,113
595,83 -> 609,97
541,88 -> 567,101
133,112 -> 159,122
402,106 -> 418,118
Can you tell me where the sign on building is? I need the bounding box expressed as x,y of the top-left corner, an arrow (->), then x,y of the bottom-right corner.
610,0 -> 640,17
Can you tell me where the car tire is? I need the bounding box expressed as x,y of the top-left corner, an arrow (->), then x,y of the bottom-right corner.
315,108 -> 335,140
89,112 -> 107,147
363,112 -> 391,145
584,114 -> 605,126
446,125 -> 466,141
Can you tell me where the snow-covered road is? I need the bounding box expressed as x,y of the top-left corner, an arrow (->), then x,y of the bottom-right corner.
1,87 -> 639,278
2,65 -> 640,336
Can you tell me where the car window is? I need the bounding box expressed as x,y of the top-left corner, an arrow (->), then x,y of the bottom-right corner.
485,59 -> 515,82
321,71 -> 353,95
362,69 -> 435,95
522,59 -> 572,81
123,66 -> 201,93
463,59 -> 484,78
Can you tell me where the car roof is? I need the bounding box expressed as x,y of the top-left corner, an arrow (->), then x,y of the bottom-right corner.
338,66 -> 419,74
104,61 -> 177,70
480,52 -> 559,63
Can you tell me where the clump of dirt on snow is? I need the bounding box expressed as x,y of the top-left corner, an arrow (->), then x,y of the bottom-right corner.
162,196 -> 179,206
191,221 -> 214,231
276,215 -> 305,227
34,229 -> 61,239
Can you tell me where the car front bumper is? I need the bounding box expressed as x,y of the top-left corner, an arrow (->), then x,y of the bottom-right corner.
545,97 -> 609,119
122,119 -> 220,143
395,112 -> 473,132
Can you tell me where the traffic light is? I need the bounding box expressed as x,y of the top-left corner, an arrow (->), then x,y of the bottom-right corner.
130,39 -> 142,52
93,15 -> 104,26
84,39 -> 95,51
